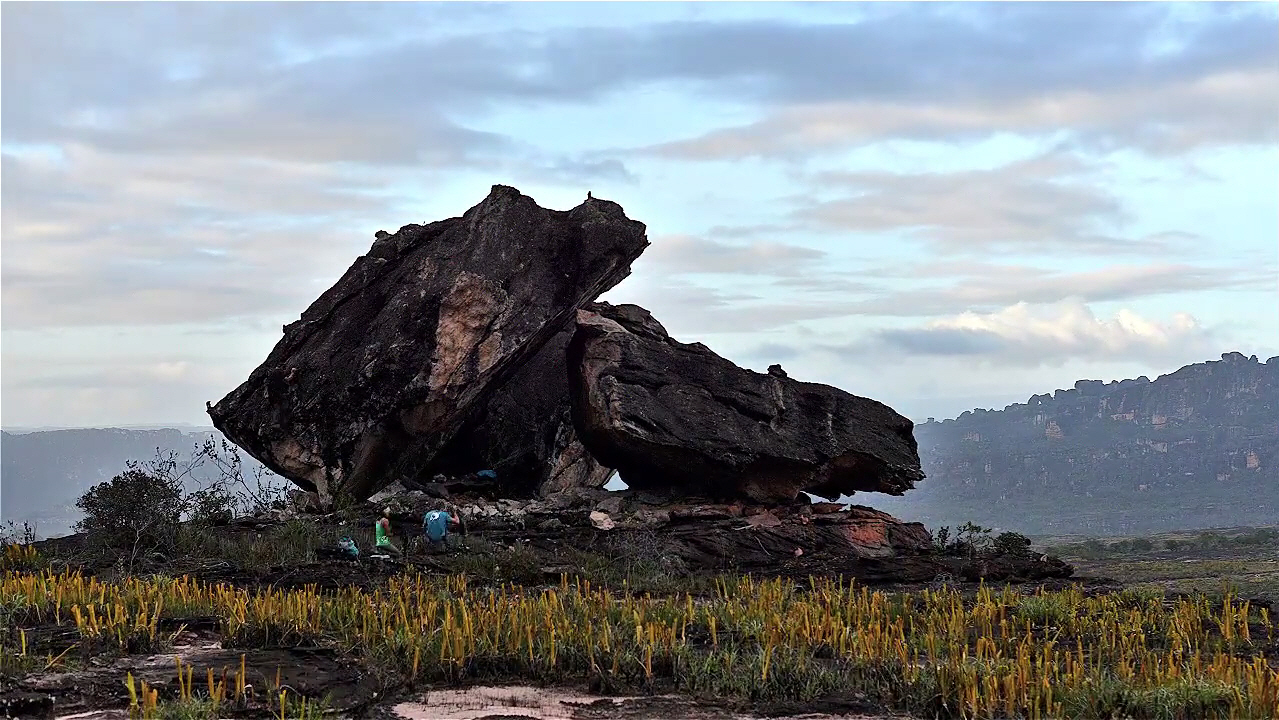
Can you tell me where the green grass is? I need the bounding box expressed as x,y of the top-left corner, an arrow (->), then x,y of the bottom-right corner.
155,698 -> 221,720
126,692 -> 330,720
173,518 -> 359,573
1043,526 -> 1279,605
392,533 -> 718,595
1043,527 -> 1279,562
1080,559 -> 1272,582
1059,674 -> 1241,720
1067,558 -> 1279,604
1014,592 -> 1076,627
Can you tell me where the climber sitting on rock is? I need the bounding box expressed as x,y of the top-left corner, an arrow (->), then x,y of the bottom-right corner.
374,508 -> 402,558
422,502 -> 461,552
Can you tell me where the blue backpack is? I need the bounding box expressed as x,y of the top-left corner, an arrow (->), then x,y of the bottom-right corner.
337,537 -> 359,559
423,510 -> 450,542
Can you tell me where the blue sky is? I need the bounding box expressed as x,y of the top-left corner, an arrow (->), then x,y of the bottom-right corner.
2,2 -> 1276,428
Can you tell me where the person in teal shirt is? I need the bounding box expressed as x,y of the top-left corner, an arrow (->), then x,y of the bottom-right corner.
423,503 -> 460,551
375,508 -> 402,557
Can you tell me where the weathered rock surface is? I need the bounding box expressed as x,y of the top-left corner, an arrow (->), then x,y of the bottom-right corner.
567,303 -> 924,504
209,186 -> 647,502
430,324 -> 614,497
372,487 -> 1071,583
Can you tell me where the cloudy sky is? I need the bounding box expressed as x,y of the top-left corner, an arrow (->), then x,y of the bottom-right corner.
3,2 -> 1276,429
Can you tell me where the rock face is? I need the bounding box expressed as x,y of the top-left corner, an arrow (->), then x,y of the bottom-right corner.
878,352 -> 1279,535
430,324 -> 614,497
373,486 -> 1071,583
208,186 -> 647,502
567,303 -> 924,504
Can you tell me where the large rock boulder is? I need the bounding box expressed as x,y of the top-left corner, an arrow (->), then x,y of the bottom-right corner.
568,303 -> 924,504
430,324 -> 614,497
208,186 -> 647,503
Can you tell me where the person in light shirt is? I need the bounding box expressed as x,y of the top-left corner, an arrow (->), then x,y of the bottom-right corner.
422,502 -> 460,552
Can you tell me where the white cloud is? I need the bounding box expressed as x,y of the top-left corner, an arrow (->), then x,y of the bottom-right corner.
646,67 -> 1279,160
798,153 -> 1137,254
151,362 -> 192,381
642,234 -> 826,275
872,301 -> 1212,364
0,145 -> 398,329
841,262 -> 1267,317
609,258 -> 1262,340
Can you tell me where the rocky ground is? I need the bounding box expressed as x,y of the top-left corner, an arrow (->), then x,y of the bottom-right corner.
365,485 -> 1073,584
28,482 -> 1077,592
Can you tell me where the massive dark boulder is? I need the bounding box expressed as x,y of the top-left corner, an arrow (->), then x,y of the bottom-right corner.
568,303 -> 925,504
208,186 -> 647,502
430,323 -> 614,497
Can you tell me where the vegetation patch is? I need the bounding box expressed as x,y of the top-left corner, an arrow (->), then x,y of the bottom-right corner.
1047,526 -> 1279,607
2,569 -> 1276,718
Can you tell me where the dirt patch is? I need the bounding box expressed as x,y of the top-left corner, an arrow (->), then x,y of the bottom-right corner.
384,686 -> 902,720
12,640 -> 385,718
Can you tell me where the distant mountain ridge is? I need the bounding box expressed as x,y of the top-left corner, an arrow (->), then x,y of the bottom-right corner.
873,352 -> 1279,536
2,424 -> 216,434
1,427 -> 266,538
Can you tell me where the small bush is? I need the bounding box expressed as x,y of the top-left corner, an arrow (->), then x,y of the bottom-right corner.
1077,539 -> 1108,560
74,442 -> 290,568
942,522 -> 993,557
932,526 -> 951,553
931,523 -> 1032,559
192,437 -> 287,516
1128,537 -> 1155,553
1195,532 -> 1224,550
957,521 -> 991,546
1232,528 -> 1279,547
0,521 -> 37,547
76,467 -> 186,559
992,531 -> 1033,555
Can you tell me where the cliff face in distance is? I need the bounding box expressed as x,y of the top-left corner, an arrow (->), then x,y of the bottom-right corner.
1,428 -> 273,538
875,353 -> 1278,536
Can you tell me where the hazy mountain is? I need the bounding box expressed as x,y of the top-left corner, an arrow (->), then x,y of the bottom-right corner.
3,424 -> 218,435
0,427 -> 269,538
871,352 -> 1279,536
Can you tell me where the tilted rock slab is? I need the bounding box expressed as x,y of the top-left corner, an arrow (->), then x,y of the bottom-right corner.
431,324 -> 614,497
568,303 -> 925,504
209,186 -> 647,502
